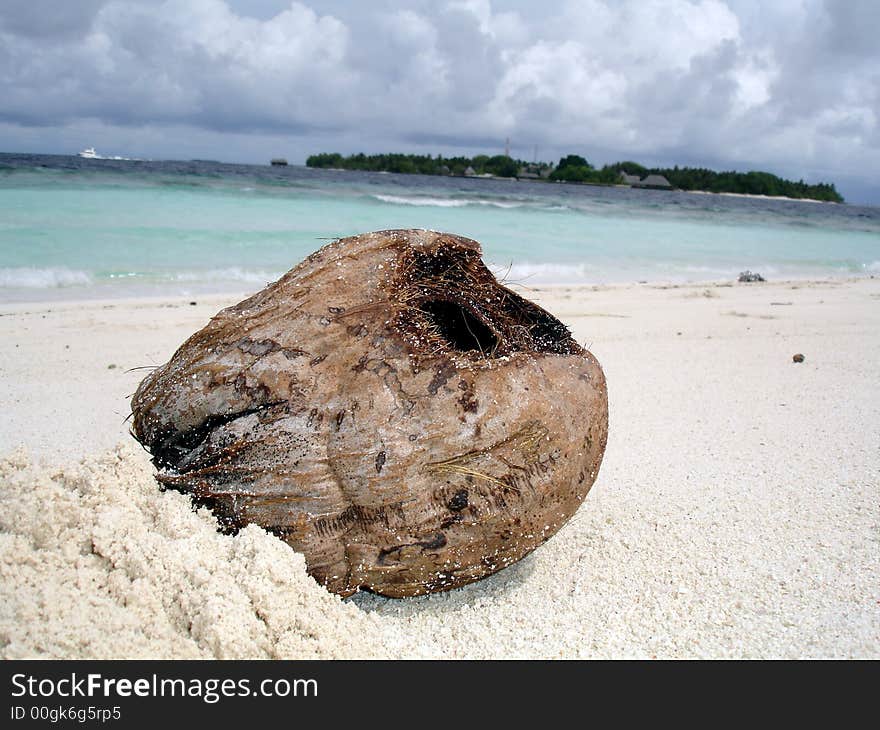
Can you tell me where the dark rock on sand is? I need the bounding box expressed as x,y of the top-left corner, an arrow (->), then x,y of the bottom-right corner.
738,271 -> 766,283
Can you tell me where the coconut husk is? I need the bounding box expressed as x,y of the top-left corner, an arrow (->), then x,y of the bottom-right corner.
131,229 -> 608,597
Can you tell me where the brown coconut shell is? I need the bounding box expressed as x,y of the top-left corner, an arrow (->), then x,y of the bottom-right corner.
131,229 -> 608,597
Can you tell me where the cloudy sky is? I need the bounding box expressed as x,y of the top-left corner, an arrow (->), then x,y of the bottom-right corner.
1,0 -> 878,203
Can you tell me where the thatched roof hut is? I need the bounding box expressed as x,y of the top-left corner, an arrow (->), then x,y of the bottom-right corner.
634,174 -> 672,189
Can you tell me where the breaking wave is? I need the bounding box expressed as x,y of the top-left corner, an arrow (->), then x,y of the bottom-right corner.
372,194 -> 524,209
171,267 -> 283,284
0,267 -> 285,291
0,267 -> 92,288
492,262 -> 594,284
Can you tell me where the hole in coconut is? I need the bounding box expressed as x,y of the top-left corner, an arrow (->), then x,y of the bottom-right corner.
418,300 -> 499,354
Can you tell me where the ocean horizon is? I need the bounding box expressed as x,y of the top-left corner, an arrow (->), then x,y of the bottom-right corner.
1,152 -> 878,303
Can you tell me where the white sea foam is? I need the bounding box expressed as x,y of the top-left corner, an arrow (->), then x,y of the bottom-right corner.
679,263 -> 781,279
492,261 -> 796,285
172,267 -> 283,284
107,272 -> 142,279
493,262 -> 592,284
0,267 -> 92,288
373,194 -> 468,207
372,194 -> 523,208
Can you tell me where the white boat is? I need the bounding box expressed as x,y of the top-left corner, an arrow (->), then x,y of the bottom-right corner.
78,147 -> 99,159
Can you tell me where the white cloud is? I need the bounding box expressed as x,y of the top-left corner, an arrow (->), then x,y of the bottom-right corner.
0,0 -> 877,200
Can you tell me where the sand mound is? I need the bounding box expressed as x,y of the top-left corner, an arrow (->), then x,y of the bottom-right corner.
0,444 -> 389,659
3,279 -> 879,659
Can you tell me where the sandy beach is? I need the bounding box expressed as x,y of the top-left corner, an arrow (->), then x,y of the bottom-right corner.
1,277 -> 878,658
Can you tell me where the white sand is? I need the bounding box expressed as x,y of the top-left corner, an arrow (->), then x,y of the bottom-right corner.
1,278 -> 878,658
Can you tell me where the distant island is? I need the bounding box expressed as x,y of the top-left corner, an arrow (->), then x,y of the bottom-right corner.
306,152 -> 844,203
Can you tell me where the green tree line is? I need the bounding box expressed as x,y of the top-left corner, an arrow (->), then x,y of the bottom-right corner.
550,157 -> 843,202
306,152 -> 538,178
306,152 -> 843,202
653,166 -> 842,202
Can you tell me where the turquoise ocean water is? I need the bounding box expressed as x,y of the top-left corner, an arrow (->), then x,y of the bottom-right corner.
1,153 -> 878,302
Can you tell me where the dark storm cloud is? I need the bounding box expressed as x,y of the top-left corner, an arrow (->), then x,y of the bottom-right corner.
825,0 -> 880,57
402,131 -> 507,149
0,0 -> 878,200
0,0 -> 107,38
